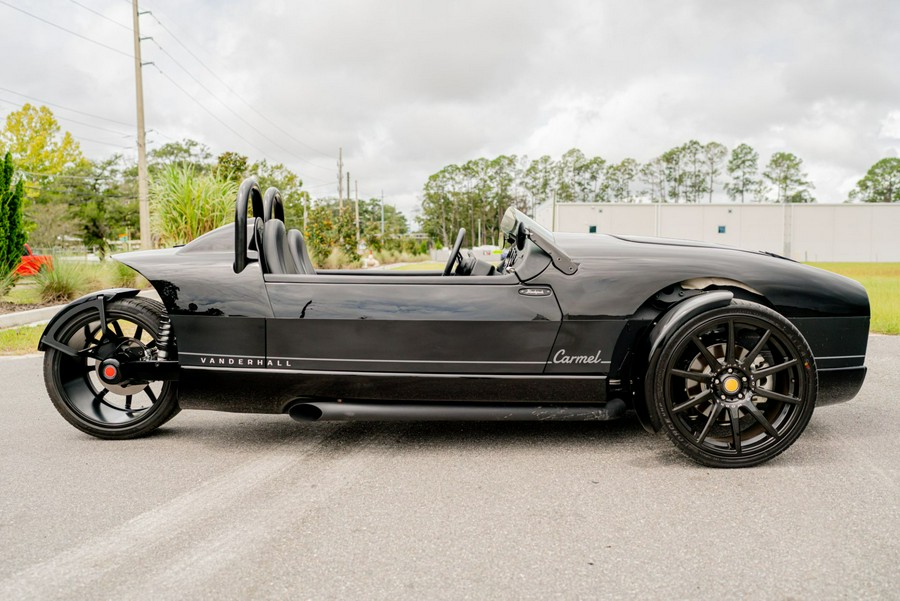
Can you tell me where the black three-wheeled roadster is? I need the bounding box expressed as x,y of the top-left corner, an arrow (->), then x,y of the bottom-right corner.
39,179 -> 869,467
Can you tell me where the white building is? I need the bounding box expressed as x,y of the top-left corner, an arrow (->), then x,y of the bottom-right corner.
534,202 -> 900,262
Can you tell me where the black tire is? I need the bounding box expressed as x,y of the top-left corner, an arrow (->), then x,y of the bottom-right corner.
648,300 -> 817,468
43,296 -> 180,439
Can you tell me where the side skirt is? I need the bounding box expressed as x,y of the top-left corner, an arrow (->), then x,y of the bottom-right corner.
178,367 -> 607,414
289,399 -> 627,422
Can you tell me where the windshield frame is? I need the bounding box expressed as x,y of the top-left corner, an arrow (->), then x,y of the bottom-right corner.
501,207 -> 553,240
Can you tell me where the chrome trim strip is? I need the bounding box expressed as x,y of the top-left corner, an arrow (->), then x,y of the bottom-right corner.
267,356 -> 547,365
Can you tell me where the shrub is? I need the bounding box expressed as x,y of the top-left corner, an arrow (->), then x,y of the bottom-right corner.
320,248 -> 360,269
150,164 -> 236,246
0,266 -> 16,297
108,260 -> 147,289
34,259 -> 91,303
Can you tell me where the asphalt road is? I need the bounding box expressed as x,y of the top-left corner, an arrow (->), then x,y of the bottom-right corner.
1,337 -> 897,600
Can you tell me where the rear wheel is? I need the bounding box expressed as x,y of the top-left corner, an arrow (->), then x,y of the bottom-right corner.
649,300 -> 816,468
43,297 -> 179,439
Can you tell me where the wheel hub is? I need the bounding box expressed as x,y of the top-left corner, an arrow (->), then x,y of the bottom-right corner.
95,339 -> 151,396
712,365 -> 752,402
721,375 -> 741,394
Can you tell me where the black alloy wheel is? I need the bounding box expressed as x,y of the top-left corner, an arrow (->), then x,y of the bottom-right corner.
43,297 -> 179,439
650,300 -> 817,468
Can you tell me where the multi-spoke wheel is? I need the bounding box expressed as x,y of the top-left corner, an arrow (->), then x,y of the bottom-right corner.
43,297 -> 179,439
649,300 -> 816,468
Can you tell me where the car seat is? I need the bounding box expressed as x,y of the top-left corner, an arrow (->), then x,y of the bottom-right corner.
286,229 -> 316,275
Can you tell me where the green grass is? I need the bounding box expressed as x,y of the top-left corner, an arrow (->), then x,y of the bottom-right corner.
2,283 -> 42,305
1,260 -> 149,306
0,324 -> 44,356
808,263 -> 900,335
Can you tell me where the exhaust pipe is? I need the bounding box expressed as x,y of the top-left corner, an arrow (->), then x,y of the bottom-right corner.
289,399 -> 626,423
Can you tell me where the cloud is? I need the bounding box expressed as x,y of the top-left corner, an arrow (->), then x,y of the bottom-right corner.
2,0 -> 898,215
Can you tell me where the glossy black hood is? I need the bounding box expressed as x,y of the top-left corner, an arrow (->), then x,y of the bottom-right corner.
545,232 -> 869,320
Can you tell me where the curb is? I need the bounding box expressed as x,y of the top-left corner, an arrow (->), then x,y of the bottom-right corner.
0,290 -> 161,330
0,305 -> 64,329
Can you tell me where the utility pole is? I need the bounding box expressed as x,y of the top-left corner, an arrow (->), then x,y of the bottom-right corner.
354,180 -> 360,244
346,172 -> 350,213
380,190 -> 384,237
132,0 -> 150,249
337,147 -> 343,210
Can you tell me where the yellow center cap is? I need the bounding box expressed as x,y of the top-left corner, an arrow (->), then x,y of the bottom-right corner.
723,377 -> 741,394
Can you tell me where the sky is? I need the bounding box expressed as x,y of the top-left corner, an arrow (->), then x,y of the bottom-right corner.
1,0 -> 898,220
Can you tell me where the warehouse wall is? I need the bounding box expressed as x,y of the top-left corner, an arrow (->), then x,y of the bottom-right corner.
536,203 -> 900,262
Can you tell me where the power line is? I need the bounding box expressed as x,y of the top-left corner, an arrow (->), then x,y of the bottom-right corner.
68,0 -> 131,31
141,10 -> 335,160
146,64 -> 271,160
144,38 -> 334,175
0,97 -> 132,137
21,169 -> 135,180
0,0 -> 132,58
0,108 -> 134,150
0,87 -> 133,127
76,135 -> 134,150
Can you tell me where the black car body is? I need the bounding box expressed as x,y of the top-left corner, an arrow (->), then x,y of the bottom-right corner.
39,179 -> 869,467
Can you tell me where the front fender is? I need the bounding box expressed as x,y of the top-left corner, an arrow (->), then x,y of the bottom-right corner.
637,290 -> 734,433
38,288 -> 140,356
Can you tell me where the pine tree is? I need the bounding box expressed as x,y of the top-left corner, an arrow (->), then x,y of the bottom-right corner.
1,151 -> 27,278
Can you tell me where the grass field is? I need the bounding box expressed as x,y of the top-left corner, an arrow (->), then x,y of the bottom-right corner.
808,263 -> 900,335
0,324 -> 43,356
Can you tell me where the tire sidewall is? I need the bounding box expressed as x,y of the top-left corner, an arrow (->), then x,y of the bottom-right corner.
650,300 -> 817,468
43,298 -> 179,439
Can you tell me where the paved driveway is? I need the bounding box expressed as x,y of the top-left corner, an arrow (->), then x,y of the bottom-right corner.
1,336 -> 897,600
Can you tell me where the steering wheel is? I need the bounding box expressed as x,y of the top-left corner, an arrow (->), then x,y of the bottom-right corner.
443,228 -> 466,275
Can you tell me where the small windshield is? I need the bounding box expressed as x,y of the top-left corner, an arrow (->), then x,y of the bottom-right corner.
500,207 -> 553,240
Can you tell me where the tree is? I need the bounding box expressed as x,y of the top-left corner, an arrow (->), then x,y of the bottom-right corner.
660,146 -> 686,202
605,158 -> 638,202
0,104 -> 87,178
554,148 -> 584,203
213,151 -> 249,183
302,199 -> 362,265
522,155 -> 554,212
849,158 -> 900,203
38,156 -> 139,250
0,152 -> 27,285
639,157 -> 668,203
764,152 -> 814,203
576,155 -> 607,202
149,139 -> 212,174
703,142 -> 728,203
679,140 -> 708,203
724,143 -> 763,203
250,160 -> 307,227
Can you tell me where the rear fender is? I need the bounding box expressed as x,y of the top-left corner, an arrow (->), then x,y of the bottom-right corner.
38,288 -> 140,356
637,290 -> 734,433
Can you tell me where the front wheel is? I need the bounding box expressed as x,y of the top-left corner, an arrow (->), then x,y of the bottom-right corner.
649,300 -> 817,468
43,296 -> 179,439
